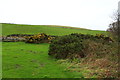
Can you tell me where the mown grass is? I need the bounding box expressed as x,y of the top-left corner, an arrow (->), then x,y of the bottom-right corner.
2,23 -> 106,36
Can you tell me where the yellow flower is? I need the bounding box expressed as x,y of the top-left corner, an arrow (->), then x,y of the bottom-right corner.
29,39 -> 33,42
48,37 -> 52,40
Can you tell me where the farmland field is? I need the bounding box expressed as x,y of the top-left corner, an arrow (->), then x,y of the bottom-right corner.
2,23 -> 108,78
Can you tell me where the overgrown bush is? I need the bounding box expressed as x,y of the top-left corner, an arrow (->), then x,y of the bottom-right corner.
48,33 -> 114,59
48,35 -> 85,59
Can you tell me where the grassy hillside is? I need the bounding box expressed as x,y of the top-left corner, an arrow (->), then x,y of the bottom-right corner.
2,23 -> 113,78
2,23 -> 106,36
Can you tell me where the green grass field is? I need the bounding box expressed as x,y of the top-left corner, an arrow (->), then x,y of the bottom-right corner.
2,42 -> 84,78
2,23 -> 106,36
2,23 -> 107,78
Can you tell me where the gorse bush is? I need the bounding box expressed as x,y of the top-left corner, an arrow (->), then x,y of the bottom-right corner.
48,35 -> 85,59
2,33 -> 57,43
48,33 -> 114,59
25,33 -> 54,43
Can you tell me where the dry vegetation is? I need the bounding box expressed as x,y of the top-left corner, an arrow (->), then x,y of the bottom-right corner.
56,35 -> 119,78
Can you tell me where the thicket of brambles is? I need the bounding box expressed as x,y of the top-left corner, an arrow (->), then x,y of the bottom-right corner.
48,33 -> 114,59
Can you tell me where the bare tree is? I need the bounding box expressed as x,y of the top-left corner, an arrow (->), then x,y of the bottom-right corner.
110,11 -> 119,22
107,11 -> 119,36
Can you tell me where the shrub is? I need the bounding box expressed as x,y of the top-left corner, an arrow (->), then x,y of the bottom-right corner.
48,33 -> 114,59
48,35 -> 85,59
25,33 -> 54,43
